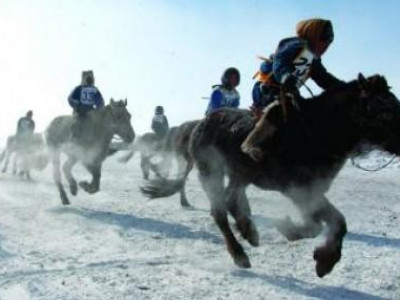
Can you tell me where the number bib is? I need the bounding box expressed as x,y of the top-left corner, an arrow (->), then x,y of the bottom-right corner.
80,86 -> 98,105
292,48 -> 314,87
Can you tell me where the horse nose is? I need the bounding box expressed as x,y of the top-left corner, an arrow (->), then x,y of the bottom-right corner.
126,129 -> 135,143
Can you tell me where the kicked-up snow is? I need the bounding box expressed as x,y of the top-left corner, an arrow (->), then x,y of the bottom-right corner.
0,152 -> 399,300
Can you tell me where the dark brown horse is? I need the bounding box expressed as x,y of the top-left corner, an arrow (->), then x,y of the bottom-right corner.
141,74 -> 400,277
46,99 -> 135,205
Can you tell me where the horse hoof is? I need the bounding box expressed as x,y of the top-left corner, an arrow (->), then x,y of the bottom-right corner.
237,220 -> 260,247
180,199 -> 191,208
234,253 -> 252,269
70,183 -> 78,196
246,224 -> 260,247
61,195 -> 70,206
313,246 -> 341,278
79,181 -> 98,194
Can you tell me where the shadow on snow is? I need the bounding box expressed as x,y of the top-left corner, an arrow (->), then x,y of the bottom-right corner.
233,270 -> 390,300
51,206 -> 222,245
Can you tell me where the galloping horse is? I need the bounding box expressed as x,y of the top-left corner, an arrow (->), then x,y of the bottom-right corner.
141,74 -> 400,277
45,99 -> 135,205
0,133 -> 48,177
119,131 -> 169,180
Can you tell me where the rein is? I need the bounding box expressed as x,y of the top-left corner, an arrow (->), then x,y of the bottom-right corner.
351,155 -> 396,172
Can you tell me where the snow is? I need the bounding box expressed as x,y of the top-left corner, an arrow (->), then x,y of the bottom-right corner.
0,152 -> 399,300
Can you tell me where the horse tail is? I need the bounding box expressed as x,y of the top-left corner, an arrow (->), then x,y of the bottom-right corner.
140,177 -> 186,199
140,156 -> 193,199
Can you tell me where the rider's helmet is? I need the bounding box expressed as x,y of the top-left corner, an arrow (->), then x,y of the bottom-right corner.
221,67 -> 240,88
81,70 -> 95,86
155,106 -> 164,114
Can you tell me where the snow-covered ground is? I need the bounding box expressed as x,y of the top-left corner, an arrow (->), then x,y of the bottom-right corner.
0,151 -> 400,300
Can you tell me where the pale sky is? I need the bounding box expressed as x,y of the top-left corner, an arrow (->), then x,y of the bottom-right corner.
0,0 -> 399,141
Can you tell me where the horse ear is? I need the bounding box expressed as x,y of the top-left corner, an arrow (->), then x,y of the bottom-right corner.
358,73 -> 369,90
124,98 -> 127,106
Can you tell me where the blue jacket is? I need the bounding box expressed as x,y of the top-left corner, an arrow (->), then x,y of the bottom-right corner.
206,86 -> 240,116
151,113 -> 169,137
68,85 -> 104,113
252,37 -> 344,109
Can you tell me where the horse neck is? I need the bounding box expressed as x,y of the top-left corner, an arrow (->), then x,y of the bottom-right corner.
301,85 -> 363,155
86,108 -> 114,144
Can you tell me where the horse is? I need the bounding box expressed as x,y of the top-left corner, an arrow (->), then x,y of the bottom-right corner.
0,133 -> 48,178
119,131 -> 170,180
140,74 -> 400,277
45,99 -> 135,205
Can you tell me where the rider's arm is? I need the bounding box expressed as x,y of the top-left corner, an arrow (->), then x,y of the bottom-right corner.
209,89 -> 223,110
68,86 -> 81,108
16,118 -> 23,133
273,38 -> 305,83
310,58 -> 345,90
163,116 -> 169,130
95,88 -> 105,108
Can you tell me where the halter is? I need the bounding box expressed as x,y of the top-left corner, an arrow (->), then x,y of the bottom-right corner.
350,93 -> 397,172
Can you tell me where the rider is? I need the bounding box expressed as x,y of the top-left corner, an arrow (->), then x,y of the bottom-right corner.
16,110 -> 35,145
205,67 -> 241,116
251,18 -> 344,115
68,70 -> 104,140
151,106 -> 169,139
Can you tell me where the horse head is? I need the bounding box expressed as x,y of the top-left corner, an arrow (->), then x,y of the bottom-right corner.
355,73 -> 400,154
241,100 -> 285,161
105,98 -> 135,144
242,73 -> 400,161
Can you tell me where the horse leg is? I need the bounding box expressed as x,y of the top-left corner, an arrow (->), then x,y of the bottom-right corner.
0,149 -> 7,173
12,154 -> 18,175
62,157 -> 78,196
312,196 -> 347,278
26,170 -> 31,181
226,182 -> 259,247
79,163 -> 101,194
140,154 -> 150,180
51,151 -> 70,205
197,148 -> 250,268
2,151 -> 10,173
177,155 -> 192,207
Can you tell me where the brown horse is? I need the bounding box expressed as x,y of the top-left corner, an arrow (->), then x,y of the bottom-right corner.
141,74 -> 400,277
45,99 -> 135,205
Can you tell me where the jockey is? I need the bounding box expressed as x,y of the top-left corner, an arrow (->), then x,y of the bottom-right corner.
205,67 -> 241,116
16,110 -> 35,145
151,106 -> 169,138
251,18 -> 344,114
68,70 -> 104,140
68,70 -> 104,115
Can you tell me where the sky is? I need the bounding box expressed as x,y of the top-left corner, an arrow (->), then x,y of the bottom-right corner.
0,0 -> 399,140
